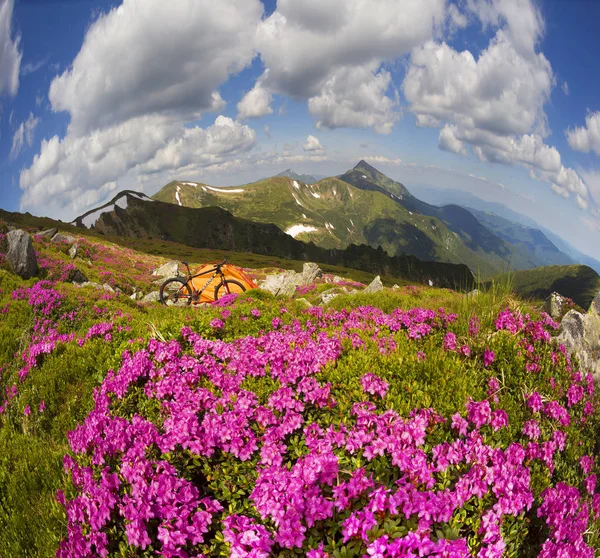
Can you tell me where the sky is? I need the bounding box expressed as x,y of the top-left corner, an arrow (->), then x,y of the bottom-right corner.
1,0 -> 600,259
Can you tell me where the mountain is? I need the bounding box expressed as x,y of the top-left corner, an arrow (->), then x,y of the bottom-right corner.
276,169 -> 323,184
506,265 -> 600,309
466,208 -> 574,268
537,228 -> 600,275
154,162 -> 536,276
72,190 -> 474,289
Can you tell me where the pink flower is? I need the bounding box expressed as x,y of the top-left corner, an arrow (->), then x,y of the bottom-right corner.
483,349 -> 495,367
210,318 -> 224,329
443,332 -> 457,351
360,373 -> 389,399
24,405 -> 31,416
39,400 -> 46,413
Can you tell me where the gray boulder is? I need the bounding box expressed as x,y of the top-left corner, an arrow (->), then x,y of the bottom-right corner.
142,291 -> 161,303
129,291 -> 144,301
260,263 -> 323,297
152,261 -> 180,279
69,269 -> 89,284
321,293 -> 339,304
467,289 -> 481,298
52,232 -> 76,244
363,275 -> 383,294
392,284 -> 401,290
79,281 -> 103,290
69,244 -> 79,259
557,309 -> 600,378
37,228 -> 58,238
102,283 -> 115,293
6,230 -> 38,279
543,292 -> 567,321
294,297 -> 313,309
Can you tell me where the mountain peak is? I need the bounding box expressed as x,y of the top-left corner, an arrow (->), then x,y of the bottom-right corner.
354,159 -> 377,172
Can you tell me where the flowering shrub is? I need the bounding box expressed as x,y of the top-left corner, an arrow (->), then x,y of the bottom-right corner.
57,306 -> 600,557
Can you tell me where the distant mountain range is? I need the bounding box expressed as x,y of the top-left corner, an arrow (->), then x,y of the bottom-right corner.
71,190 -> 473,288
148,161 -> 575,277
275,169 -> 324,184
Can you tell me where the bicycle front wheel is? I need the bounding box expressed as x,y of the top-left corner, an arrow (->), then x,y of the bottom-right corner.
214,280 -> 246,301
159,277 -> 193,306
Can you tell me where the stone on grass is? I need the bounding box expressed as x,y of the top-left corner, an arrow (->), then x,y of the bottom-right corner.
36,228 -> 58,238
260,263 -> 323,297
69,244 -> 79,259
6,230 -> 38,279
129,292 -> 144,301
363,275 -> 383,294
543,292 -> 566,321
152,261 -> 180,279
69,269 -> 88,284
52,232 -> 76,244
321,293 -> 339,304
142,291 -> 161,303
467,289 -> 481,298
294,298 -> 313,309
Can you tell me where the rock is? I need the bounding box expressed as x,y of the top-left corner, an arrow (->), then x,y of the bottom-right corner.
6,230 -> 38,279
260,271 -> 298,297
363,275 -> 383,294
294,297 -> 313,309
260,263 -> 323,297
332,276 -> 343,284
69,244 -> 78,259
129,292 -> 144,301
52,232 -> 76,244
319,288 -> 339,297
152,261 -> 180,279
142,291 -> 161,303
102,283 -> 115,293
37,228 -> 58,238
543,292 -> 566,320
392,284 -> 400,290
321,293 -> 339,304
557,309 -> 600,378
79,281 -> 103,290
69,269 -> 88,284
300,262 -> 322,285
467,289 -> 481,298
428,279 -> 434,287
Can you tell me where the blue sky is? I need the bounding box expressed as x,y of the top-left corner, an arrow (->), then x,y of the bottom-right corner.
1,0 -> 600,258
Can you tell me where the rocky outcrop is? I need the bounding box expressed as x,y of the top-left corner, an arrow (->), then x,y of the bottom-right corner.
52,232 -> 76,244
37,228 -> 58,238
142,291 -> 161,303
556,293 -> 600,378
69,269 -> 89,284
6,230 -> 38,279
152,261 -> 180,279
362,275 -> 383,294
261,263 -> 323,297
69,244 -> 79,259
543,292 -> 567,321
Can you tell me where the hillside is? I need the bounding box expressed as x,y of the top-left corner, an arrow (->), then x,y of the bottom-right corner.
467,208 -> 574,267
153,162 -> 534,276
70,191 -> 474,289
507,264 -> 600,308
275,168 -> 323,184
0,221 -> 598,556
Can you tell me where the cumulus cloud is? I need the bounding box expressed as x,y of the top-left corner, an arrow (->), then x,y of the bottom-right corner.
566,111 -> 600,156
20,116 -> 255,217
237,80 -> 273,120
49,0 -> 263,135
308,64 -> 399,134
252,0 -> 445,133
20,0 -> 264,218
10,112 -> 39,160
0,0 -> 21,96
403,0 -> 593,213
302,135 -> 325,153
361,155 -> 402,165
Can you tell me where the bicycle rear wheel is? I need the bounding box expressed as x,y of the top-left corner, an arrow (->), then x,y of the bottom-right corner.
159,277 -> 193,306
214,280 -> 246,301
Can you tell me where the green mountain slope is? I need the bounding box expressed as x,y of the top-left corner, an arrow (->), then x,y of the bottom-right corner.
506,265 -> 600,308
154,162 -> 538,277
72,191 -> 474,289
467,208 -> 574,267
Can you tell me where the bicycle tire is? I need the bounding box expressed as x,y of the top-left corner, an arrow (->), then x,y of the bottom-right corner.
214,279 -> 246,301
159,277 -> 193,306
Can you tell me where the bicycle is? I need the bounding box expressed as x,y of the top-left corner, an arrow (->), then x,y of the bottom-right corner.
159,259 -> 246,306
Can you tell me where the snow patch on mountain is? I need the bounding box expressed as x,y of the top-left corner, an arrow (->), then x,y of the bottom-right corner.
204,185 -> 245,194
285,224 -> 318,238
311,192 -> 321,198
175,186 -> 182,206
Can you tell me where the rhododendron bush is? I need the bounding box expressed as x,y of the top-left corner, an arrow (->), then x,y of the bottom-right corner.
56,304 -> 600,557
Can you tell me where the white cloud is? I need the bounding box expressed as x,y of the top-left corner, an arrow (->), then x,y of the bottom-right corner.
237,80 -> 273,119
302,135 -> 325,153
562,81 -> 569,96
0,0 -> 21,96
20,57 -> 48,76
10,112 -> 39,160
308,64 -> 399,134
566,111 -> 600,156
20,115 -> 255,217
403,0 -> 593,213
253,0 -> 445,133
361,155 -> 402,165
48,0 -> 263,135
